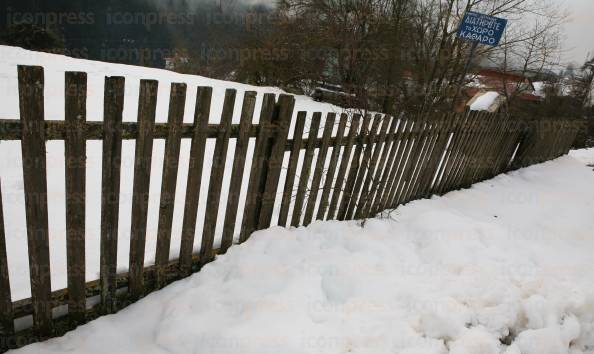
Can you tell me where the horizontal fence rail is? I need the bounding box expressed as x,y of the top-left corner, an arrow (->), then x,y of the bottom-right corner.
0,65 -> 581,351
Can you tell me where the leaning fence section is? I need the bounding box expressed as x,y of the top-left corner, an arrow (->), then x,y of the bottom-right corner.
0,65 -> 580,351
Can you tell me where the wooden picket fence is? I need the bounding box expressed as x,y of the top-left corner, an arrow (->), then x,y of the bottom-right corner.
0,65 -> 580,350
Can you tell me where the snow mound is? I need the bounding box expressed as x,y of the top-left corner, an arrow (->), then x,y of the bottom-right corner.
9,155 -> 594,354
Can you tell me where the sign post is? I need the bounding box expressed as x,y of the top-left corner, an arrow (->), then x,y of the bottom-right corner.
457,11 -> 508,72
454,11 -> 508,108
457,11 -> 508,47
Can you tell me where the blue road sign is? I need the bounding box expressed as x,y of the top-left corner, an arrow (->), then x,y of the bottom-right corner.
457,11 -> 507,47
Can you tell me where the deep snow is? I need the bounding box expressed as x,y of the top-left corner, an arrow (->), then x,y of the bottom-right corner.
7,152 -> 594,354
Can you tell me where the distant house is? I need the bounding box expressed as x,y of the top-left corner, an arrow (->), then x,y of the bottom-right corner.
458,68 -> 544,112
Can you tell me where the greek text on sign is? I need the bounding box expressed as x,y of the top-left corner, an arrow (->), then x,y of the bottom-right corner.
457,11 -> 507,46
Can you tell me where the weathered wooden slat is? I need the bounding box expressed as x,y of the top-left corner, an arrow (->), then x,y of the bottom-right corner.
441,111 -> 478,191
128,80 -> 158,300
416,114 -> 452,198
434,112 -> 469,194
0,179 -> 13,335
154,83 -> 187,287
316,114 -> 348,221
179,87 -> 212,276
372,118 -> 408,214
199,89 -> 236,266
221,91 -> 257,251
303,113 -> 336,226
345,115 -> 382,220
384,119 -> 416,209
354,114 -> 391,219
239,94 -> 276,242
360,115 -> 399,217
64,71 -> 87,324
258,95 -> 295,229
427,113 -> 463,195
336,114 -> 371,221
18,65 -> 53,335
393,120 -> 427,206
278,112 -> 307,227
100,76 -> 125,313
404,120 -> 435,202
291,113 -> 322,227
329,115 -> 362,220
400,119 -> 433,204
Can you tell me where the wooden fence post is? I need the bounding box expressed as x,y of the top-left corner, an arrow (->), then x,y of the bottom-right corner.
316,113 -> 348,221
18,65 -> 53,336
199,89 -> 236,266
100,76 -> 125,314
128,80 -> 158,300
239,93 -> 276,242
154,83 -> 187,288
291,113 -> 321,227
179,87 -> 211,276
303,113 -> 336,226
327,115 -> 362,220
0,179 -> 13,337
221,91 -> 257,251
64,71 -> 87,324
257,94 -> 295,229
278,112 -> 307,227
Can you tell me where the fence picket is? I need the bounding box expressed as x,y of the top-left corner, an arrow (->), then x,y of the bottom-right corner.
345,115 -> 382,220
64,72 -> 87,323
384,119 -> 416,209
200,89 -> 236,266
239,94 -> 276,242
179,87 -> 212,275
278,112 -> 307,227
355,115 -> 392,219
337,114 -> 371,221
327,115 -> 361,220
257,95 -> 295,229
221,91 -> 257,251
18,65 -> 52,335
155,83 -> 187,287
128,80 -> 158,300
303,113 -> 336,226
362,115 -> 399,216
0,180 -> 13,335
100,76 -> 125,313
291,113 -> 321,227
372,117 -> 408,214
316,114 -> 348,221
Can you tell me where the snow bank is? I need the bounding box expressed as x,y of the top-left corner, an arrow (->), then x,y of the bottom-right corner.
9,154 -> 594,354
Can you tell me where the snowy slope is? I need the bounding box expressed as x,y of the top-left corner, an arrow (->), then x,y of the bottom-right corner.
8,153 -> 594,354
0,45 -> 353,300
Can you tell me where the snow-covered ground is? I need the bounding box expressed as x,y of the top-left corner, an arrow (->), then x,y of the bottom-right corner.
570,148 -> 594,166
8,151 -> 594,354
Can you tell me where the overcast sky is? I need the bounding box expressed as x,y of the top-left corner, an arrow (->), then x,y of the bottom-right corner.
560,0 -> 594,65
